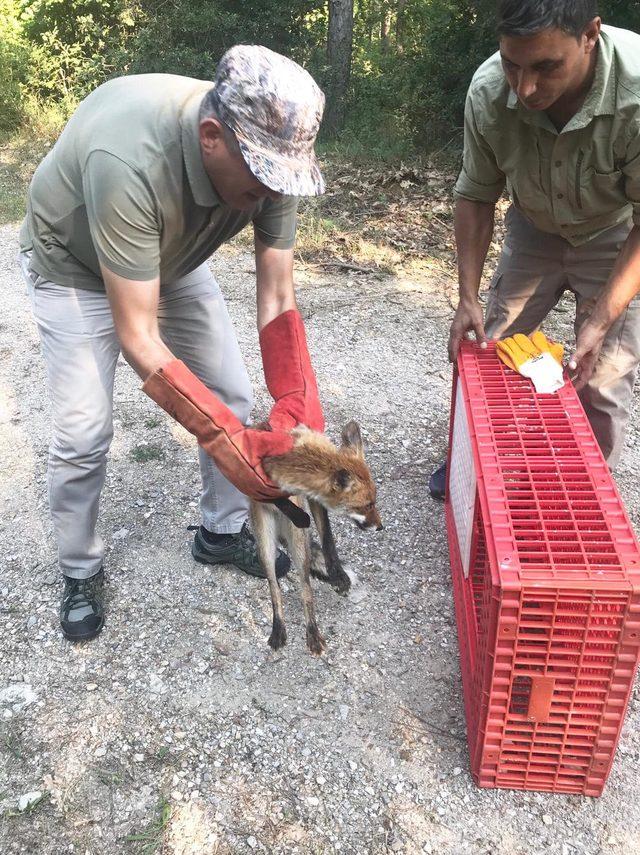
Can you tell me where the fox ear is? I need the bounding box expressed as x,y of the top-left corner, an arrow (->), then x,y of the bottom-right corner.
341,420 -> 364,457
334,468 -> 352,490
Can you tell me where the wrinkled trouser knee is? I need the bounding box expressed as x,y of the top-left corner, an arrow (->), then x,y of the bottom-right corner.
20,254 -> 253,578
484,206 -> 640,469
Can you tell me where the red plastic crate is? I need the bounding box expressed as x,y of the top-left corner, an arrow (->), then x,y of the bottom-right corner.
445,341 -> 640,796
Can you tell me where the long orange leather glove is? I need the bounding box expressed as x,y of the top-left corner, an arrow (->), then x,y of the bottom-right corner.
260,309 -> 325,432
143,359 -> 293,501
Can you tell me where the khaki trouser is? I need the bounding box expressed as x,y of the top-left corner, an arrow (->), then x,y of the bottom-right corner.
19,253 -> 253,579
485,206 -> 640,469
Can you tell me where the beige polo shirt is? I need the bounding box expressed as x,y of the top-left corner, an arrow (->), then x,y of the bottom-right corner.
454,25 -> 640,245
19,74 -> 299,291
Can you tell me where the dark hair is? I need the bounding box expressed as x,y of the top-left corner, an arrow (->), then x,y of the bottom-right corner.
497,0 -> 598,39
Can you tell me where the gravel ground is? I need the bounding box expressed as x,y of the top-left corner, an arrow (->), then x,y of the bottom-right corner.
1,220 -> 640,855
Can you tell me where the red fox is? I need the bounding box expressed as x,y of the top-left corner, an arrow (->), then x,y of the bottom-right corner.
251,420 -> 382,655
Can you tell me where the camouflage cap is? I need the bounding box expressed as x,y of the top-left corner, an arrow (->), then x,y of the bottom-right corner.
211,44 -> 325,197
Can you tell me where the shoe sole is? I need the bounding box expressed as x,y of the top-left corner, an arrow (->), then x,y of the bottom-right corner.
191,540 -> 288,579
61,617 -> 105,642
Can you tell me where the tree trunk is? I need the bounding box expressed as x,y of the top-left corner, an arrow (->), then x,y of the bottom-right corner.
395,0 -> 406,52
325,0 -> 354,136
380,2 -> 391,52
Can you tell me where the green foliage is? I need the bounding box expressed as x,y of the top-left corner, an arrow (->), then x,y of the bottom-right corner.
0,0 -> 31,131
21,0 -> 135,101
122,0 -> 322,80
4,0 -> 640,152
603,0 -> 640,33
401,0 -> 497,145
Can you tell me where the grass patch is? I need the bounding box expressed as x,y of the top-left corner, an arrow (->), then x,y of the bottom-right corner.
2,725 -> 23,759
125,797 -> 172,854
130,444 -> 165,463
143,416 -> 161,429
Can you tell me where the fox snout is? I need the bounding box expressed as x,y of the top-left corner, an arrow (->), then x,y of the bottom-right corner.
351,507 -> 383,531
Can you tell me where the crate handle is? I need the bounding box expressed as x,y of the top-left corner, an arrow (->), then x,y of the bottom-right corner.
527,676 -> 555,722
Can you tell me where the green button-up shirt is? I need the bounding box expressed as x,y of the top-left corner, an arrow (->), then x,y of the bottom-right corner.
20,74 -> 299,291
454,25 -> 640,246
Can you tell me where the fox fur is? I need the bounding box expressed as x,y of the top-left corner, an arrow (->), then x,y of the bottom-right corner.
250,421 -> 382,655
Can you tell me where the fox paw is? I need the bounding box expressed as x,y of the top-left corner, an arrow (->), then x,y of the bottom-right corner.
331,570 -> 351,595
268,618 -> 287,650
306,623 -> 326,656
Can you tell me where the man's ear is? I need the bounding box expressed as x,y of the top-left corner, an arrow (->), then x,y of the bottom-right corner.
199,118 -> 226,155
583,17 -> 601,52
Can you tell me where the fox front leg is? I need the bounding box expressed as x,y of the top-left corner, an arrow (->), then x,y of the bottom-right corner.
309,500 -> 351,594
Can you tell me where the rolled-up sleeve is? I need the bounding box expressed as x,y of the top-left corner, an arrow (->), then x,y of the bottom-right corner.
623,122 -> 640,226
454,91 -> 506,204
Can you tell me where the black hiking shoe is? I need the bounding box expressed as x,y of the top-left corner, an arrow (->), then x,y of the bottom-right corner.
60,569 -> 105,641
429,461 -> 447,500
191,523 -> 291,579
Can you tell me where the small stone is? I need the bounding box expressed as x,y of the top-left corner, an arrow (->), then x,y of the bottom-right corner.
112,528 -> 129,540
149,674 -> 167,695
247,837 -> 258,849
542,814 -> 552,826
0,684 -> 37,710
307,796 -> 320,806
18,791 -> 42,812
171,791 -> 183,801
452,767 -> 462,776
94,747 -> 107,758
339,705 -> 350,721
86,684 -> 98,691
134,753 -> 144,762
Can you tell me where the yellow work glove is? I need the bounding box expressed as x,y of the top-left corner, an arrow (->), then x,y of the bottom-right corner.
496,332 -> 565,394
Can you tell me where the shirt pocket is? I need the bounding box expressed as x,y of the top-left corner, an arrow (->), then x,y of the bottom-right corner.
578,164 -> 625,214
507,138 -> 550,214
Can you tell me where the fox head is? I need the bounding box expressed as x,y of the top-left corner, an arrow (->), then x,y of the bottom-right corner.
264,421 -> 383,531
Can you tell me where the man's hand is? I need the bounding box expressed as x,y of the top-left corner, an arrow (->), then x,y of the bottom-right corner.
448,297 -> 488,362
567,225 -> 640,390
567,320 -> 609,391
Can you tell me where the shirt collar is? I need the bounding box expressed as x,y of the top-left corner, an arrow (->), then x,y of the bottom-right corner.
505,31 -> 615,132
180,89 -> 221,208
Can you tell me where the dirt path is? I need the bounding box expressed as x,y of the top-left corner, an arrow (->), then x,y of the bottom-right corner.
1,221 -> 640,854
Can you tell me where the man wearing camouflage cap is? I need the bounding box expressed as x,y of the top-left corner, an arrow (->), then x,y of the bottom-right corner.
19,45 -> 326,641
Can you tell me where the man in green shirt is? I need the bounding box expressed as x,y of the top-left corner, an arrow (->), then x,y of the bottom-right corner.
430,0 -> 640,499
19,46 -> 326,640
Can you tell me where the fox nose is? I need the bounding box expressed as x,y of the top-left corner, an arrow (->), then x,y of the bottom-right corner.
376,523 -> 384,531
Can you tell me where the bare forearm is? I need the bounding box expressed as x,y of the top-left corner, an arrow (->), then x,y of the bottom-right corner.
121,335 -> 174,380
455,197 -> 495,302
588,225 -> 640,331
100,264 -> 174,379
255,240 -> 297,330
